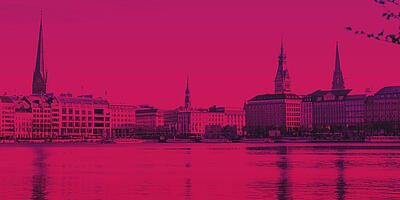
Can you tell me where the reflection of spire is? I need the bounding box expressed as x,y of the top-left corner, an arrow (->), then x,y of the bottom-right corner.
335,154 -> 347,200
185,76 -> 191,109
332,42 -> 345,90
276,146 -> 290,200
31,147 -> 48,200
32,11 -> 47,94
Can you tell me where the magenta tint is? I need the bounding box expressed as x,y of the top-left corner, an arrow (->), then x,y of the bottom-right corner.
1,144 -> 400,199
0,0 -> 400,108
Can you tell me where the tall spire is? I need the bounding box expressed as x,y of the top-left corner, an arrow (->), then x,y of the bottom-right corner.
185,76 -> 191,109
332,42 -> 345,90
32,11 -> 47,94
275,37 -> 291,94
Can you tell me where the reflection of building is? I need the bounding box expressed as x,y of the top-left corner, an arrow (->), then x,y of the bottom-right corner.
366,86 -> 400,134
110,105 -> 136,137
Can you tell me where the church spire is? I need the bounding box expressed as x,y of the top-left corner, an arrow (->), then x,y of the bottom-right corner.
275,38 -> 291,94
32,11 -> 47,94
185,76 -> 191,109
332,42 -> 345,90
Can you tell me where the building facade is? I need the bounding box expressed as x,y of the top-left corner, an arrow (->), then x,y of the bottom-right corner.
0,96 -> 15,139
110,104 -> 136,137
244,94 -> 301,137
366,86 -> 400,135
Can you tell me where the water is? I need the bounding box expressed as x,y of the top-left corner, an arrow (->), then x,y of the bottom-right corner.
0,143 -> 399,200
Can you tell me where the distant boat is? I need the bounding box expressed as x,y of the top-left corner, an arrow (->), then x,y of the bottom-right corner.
201,138 -> 231,143
166,138 -> 192,143
277,137 -> 311,143
365,136 -> 400,143
112,138 -> 145,144
241,138 -> 274,143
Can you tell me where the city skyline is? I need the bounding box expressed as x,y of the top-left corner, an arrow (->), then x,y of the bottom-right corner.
1,0 -> 400,109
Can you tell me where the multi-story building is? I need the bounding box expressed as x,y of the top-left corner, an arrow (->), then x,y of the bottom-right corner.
366,86 -> 400,134
244,41 -> 300,137
51,94 -> 111,140
25,95 -> 52,139
177,106 -> 245,137
135,105 -> 164,128
344,94 -> 366,130
302,89 -> 351,131
245,93 -> 301,137
110,104 -> 136,138
0,96 -> 15,139
13,97 -> 32,139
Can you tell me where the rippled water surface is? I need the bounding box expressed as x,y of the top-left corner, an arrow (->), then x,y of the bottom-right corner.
0,143 -> 400,200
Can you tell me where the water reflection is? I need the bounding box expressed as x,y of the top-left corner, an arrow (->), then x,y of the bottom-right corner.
1,144 -> 400,199
276,146 -> 290,200
334,152 -> 347,200
31,147 -> 48,200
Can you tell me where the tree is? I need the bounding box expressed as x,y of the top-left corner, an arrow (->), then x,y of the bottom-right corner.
346,0 -> 400,44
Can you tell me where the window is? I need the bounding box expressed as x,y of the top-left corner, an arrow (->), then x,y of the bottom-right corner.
94,109 -> 104,115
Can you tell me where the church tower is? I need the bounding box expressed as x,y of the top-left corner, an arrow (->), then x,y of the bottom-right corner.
184,76 -> 191,109
332,42 -> 345,90
32,13 -> 47,95
274,39 -> 291,94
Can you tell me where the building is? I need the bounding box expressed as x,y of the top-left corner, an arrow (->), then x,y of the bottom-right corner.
24,95 -> 52,139
51,94 -> 111,140
344,94 -> 366,130
366,86 -> 400,135
245,41 -> 300,137
13,96 -> 33,139
32,15 -> 47,95
177,106 -> 245,137
135,105 -> 164,128
245,93 -> 301,137
110,105 -> 136,138
302,89 -> 351,131
0,96 -> 15,139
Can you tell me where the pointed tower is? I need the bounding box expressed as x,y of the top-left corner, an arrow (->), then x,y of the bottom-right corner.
332,42 -> 345,90
32,13 -> 47,95
274,39 -> 291,94
184,76 -> 191,109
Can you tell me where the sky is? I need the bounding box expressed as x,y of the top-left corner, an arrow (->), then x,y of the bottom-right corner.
0,0 -> 400,109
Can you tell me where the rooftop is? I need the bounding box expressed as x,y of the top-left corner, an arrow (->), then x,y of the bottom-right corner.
248,93 -> 300,101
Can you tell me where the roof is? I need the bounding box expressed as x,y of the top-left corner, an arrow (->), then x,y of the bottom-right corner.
375,86 -> 400,95
303,89 -> 352,102
248,93 -> 300,101
308,89 -> 352,97
0,96 -> 13,103
57,96 -> 109,105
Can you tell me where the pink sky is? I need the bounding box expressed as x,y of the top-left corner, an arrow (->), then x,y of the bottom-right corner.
0,0 -> 399,109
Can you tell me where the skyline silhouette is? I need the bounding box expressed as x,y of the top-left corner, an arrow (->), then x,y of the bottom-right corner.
0,0 -> 399,109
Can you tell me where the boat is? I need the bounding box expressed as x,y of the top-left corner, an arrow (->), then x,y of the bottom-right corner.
241,138 -> 274,143
200,138 -> 231,143
365,136 -> 400,143
166,138 -> 192,143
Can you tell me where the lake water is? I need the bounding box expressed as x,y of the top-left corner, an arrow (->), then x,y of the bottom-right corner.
0,143 -> 399,200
